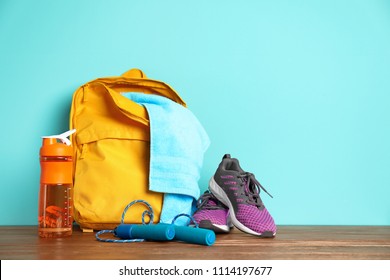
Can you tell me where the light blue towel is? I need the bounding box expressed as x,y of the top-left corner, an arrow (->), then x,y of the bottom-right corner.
122,93 -> 210,225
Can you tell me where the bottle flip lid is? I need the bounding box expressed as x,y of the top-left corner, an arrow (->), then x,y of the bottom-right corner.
42,129 -> 76,146
40,129 -> 76,184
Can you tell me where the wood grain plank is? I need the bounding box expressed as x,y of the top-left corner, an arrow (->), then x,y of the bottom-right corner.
1,226 -> 389,260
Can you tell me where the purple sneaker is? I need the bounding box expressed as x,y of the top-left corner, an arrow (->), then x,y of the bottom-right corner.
209,154 -> 277,237
192,191 -> 232,233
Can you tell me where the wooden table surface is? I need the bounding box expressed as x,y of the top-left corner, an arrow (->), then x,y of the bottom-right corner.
1,225 -> 389,260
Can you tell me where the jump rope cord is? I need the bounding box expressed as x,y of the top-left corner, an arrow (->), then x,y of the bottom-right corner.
95,200 -> 153,243
171,213 -> 199,228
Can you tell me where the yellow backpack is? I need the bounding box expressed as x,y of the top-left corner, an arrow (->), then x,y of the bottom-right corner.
69,69 -> 188,231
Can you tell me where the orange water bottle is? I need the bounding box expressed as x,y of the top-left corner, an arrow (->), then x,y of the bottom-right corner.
38,129 -> 76,238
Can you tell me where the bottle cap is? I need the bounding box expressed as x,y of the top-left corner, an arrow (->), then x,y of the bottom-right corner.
40,129 -> 76,184
40,129 -> 76,157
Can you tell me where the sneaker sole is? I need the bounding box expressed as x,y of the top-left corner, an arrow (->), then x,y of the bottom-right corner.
209,176 -> 276,238
189,220 -> 231,233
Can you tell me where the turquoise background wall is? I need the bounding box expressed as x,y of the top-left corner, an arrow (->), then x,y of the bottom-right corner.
1,0 -> 389,226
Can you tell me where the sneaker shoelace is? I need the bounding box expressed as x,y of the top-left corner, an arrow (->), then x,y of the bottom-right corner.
238,172 -> 273,207
196,191 -> 226,211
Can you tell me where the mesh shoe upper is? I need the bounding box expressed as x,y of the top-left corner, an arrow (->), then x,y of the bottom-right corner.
236,204 -> 277,234
192,191 -> 231,233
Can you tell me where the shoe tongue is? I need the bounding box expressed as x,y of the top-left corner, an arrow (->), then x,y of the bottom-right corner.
206,200 -> 217,207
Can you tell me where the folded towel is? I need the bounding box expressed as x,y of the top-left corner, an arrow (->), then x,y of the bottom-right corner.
122,93 -> 210,225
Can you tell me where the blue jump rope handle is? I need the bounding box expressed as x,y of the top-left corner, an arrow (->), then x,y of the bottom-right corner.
172,225 -> 216,246
115,223 -> 175,241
